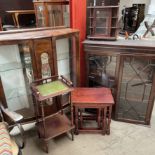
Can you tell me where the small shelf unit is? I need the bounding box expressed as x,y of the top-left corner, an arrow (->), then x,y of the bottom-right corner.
87,1 -> 119,40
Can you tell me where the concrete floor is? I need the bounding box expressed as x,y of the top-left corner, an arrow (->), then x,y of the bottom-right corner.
20,107 -> 155,155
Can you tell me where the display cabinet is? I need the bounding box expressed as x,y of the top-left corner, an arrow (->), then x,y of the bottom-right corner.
83,39 -> 155,125
33,0 -> 69,27
0,27 -> 80,122
87,0 -> 119,40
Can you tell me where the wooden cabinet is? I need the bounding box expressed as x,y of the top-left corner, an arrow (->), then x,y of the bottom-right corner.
87,0 -> 119,40
0,17 -> 2,31
0,27 -> 80,122
83,39 -> 155,125
33,0 -> 69,27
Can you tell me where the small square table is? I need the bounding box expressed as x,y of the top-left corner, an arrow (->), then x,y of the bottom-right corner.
71,87 -> 114,135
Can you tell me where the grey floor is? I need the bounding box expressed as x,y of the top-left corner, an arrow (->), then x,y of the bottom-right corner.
19,107 -> 155,155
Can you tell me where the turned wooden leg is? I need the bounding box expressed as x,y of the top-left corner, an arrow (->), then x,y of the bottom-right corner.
37,131 -> 41,139
71,129 -> 74,141
102,107 -> 107,135
80,109 -> 83,128
70,94 -> 74,127
106,106 -> 112,135
75,107 -> 79,135
44,140 -> 49,153
97,109 -> 101,129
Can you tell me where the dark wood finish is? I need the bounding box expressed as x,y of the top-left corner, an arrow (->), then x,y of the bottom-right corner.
6,10 -> 35,28
33,0 -> 69,27
121,4 -> 145,34
0,0 -> 34,25
31,75 -> 74,153
33,39 -> 55,78
36,113 -> 73,139
71,87 -> 114,135
0,27 -> 80,122
0,17 -> 2,31
0,27 -> 80,84
83,39 -> 155,125
87,0 -> 119,40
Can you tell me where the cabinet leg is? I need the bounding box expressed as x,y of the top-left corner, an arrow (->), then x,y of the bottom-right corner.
44,140 -> 49,153
98,109 -> 101,128
106,106 -> 112,135
38,131 -> 41,139
71,129 -> 74,141
75,107 -> 79,135
102,107 -> 107,135
80,109 -> 83,128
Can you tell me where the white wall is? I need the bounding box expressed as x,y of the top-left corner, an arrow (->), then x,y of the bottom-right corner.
119,0 -> 150,18
148,0 -> 155,15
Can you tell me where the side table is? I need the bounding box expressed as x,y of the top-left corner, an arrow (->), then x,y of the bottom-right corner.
31,75 -> 74,153
71,88 -> 114,135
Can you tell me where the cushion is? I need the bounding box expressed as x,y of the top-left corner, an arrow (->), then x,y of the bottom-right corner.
0,122 -> 18,155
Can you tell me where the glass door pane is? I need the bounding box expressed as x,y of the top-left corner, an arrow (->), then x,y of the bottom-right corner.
47,4 -> 63,26
88,55 -> 116,88
95,9 -> 111,35
36,5 -> 46,27
0,44 -> 34,120
56,38 -> 71,80
117,56 -> 155,123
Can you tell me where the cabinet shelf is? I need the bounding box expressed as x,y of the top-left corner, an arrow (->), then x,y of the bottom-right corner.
33,0 -> 69,5
89,17 -> 118,19
0,62 -> 23,72
6,92 -> 31,100
16,108 -> 35,122
87,6 -> 119,9
87,35 -> 116,40
89,26 -> 118,29
36,113 -> 74,139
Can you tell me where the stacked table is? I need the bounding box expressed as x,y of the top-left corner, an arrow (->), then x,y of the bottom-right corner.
71,88 -> 114,135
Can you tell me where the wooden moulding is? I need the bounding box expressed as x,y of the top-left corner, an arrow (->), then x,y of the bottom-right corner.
0,27 -> 79,45
33,0 -> 69,5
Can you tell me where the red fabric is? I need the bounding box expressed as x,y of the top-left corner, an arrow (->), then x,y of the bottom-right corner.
70,0 -> 87,86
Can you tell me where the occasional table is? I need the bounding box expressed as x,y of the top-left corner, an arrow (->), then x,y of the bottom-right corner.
71,87 -> 114,135
6,10 -> 35,28
31,75 -> 74,153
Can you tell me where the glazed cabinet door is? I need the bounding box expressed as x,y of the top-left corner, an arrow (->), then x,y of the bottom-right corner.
0,44 -> 35,122
115,55 -> 155,125
86,53 -> 119,92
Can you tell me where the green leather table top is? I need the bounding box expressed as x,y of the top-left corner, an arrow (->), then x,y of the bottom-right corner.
36,80 -> 69,96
